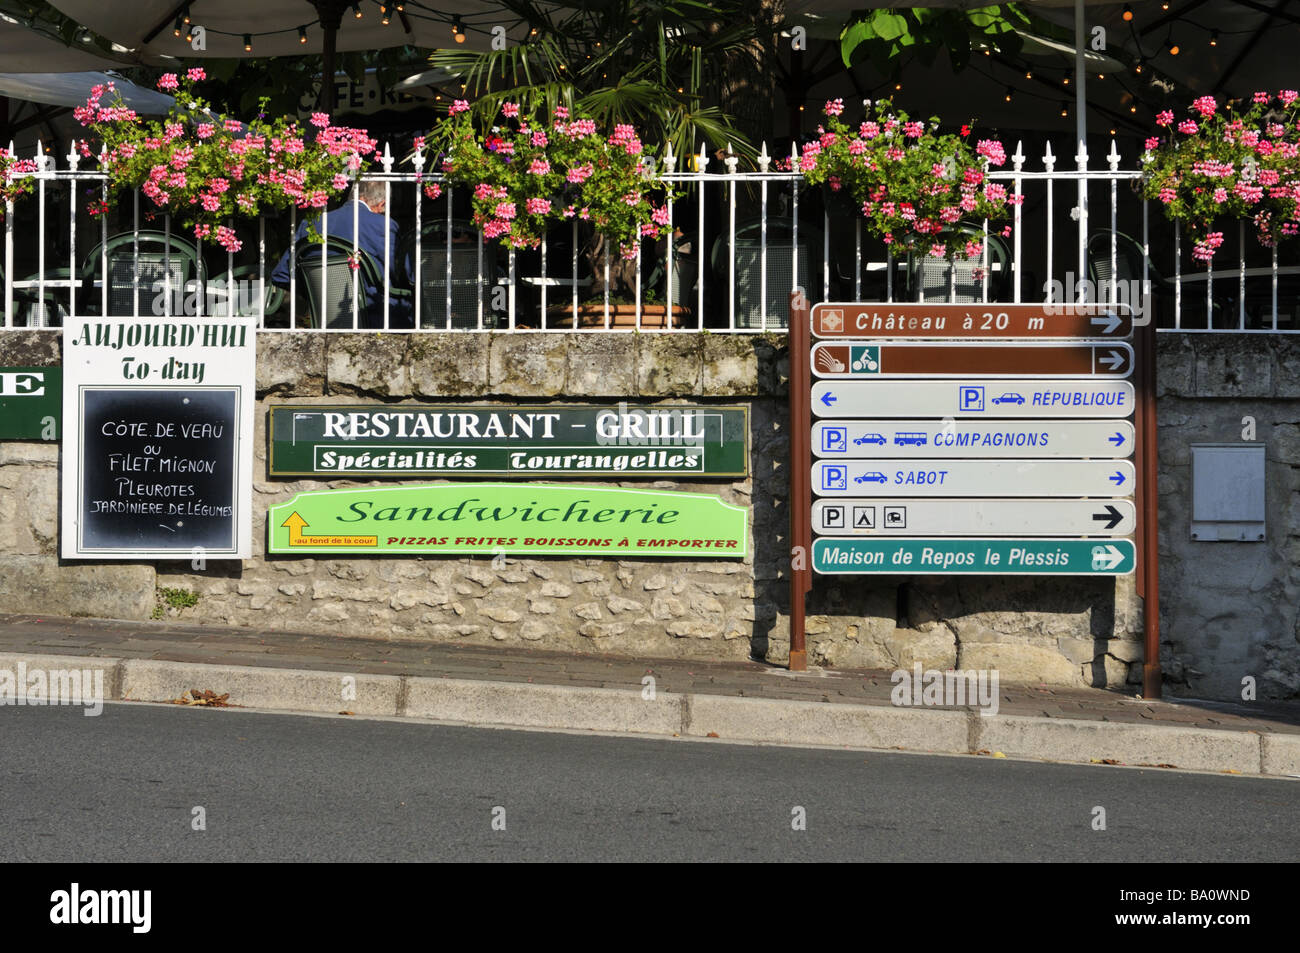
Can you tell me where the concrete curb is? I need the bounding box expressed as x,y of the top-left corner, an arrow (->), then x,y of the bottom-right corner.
1,652 -> 1296,778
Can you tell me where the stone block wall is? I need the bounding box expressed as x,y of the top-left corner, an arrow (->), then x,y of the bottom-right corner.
0,325 -> 1198,692
1155,334 -> 1300,700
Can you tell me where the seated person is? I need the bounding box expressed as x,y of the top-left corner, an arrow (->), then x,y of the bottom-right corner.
271,180 -> 412,328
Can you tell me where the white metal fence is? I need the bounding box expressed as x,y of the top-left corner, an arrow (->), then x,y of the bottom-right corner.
4,138 -> 1297,332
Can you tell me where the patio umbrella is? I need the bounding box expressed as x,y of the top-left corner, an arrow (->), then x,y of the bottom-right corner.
0,71 -> 174,112
0,10 -> 141,72
42,1 -> 541,108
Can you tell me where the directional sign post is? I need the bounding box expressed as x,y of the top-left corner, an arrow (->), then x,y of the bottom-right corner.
811,341 -> 1134,377
812,420 -> 1134,458
812,499 -> 1136,536
811,302 -> 1133,338
813,380 -> 1135,418
812,460 -> 1135,497
812,537 -> 1136,575
804,302 -> 1137,578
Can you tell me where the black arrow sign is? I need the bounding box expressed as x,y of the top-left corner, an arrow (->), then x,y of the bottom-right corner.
1092,504 -> 1123,530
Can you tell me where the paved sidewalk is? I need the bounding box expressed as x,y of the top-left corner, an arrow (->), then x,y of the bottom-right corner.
2,612 -> 1299,776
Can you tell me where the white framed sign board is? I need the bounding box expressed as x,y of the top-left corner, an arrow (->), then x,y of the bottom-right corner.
61,317 -> 256,560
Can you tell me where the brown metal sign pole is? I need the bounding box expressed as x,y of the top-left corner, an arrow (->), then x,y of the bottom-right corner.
1138,315 -> 1161,699
789,292 -> 811,671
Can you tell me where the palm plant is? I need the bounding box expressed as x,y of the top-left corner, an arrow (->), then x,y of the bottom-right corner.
429,1 -> 781,301
429,0 -> 772,166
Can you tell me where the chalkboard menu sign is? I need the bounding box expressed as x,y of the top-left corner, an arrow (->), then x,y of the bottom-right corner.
78,388 -> 240,553
62,317 -> 255,560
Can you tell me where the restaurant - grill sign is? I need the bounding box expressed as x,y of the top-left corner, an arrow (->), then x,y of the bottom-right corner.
269,404 -> 748,478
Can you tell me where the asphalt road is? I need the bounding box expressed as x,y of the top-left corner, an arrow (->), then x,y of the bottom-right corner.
2,702 -> 1297,862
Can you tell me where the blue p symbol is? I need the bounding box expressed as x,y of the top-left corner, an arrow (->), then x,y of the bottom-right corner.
960,386 -> 984,412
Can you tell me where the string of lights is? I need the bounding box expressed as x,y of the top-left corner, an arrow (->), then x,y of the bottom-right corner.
159,0 -> 508,52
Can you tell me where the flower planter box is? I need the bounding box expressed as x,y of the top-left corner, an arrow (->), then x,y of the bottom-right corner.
544,303 -> 690,329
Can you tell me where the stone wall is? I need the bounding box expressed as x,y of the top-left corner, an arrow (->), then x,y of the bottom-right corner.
1156,334 -> 1300,700
0,325 -> 1200,692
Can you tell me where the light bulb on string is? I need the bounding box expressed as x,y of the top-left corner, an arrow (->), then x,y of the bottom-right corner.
182,5 -> 191,25
381,6 -> 390,26
173,17 -> 182,37
299,26 -> 308,44
243,33 -> 252,52
352,3 -> 363,19
452,15 -> 464,42
1004,87 -> 1014,102
1210,30 -> 1218,47
1122,4 -> 1133,21
1060,102 -> 1069,117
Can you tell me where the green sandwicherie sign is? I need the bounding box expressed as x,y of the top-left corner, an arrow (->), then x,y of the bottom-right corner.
267,483 -> 747,557
269,403 -> 748,478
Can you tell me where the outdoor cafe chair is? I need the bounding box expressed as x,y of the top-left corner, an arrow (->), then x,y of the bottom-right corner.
907,224 -> 1010,303
83,230 -> 204,316
709,216 -> 825,329
294,235 -> 392,329
399,219 -> 500,329
0,263 -> 68,326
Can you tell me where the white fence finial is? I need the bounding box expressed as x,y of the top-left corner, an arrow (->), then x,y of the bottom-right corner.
1042,140 -> 1056,172
696,142 -> 709,173
381,140 -> 394,173
758,140 -> 771,173
724,142 -> 738,174
66,139 -> 79,171
1012,139 -> 1025,173
1107,137 -> 1121,171
663,140 -> 676,173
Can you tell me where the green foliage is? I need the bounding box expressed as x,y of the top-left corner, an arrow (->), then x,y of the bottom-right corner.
429,0 -> 766,164
153,587 -> 199,618
840,5 -> 1029,72
0,147 -> 38,213
75,71 -> 378,251
427,99 -> 675,255
1141,93 -> 1300,263
798,98 -> 1017,261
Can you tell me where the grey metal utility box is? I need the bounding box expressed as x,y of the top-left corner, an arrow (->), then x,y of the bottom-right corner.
1190,443 -> 1266,541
